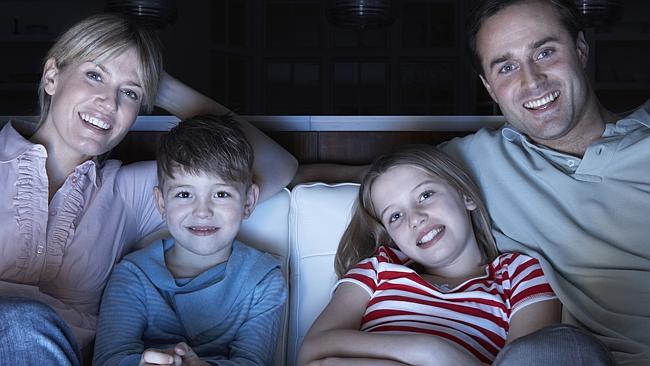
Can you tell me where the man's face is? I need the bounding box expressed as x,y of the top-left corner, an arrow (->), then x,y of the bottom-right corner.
476,1 -> 592,147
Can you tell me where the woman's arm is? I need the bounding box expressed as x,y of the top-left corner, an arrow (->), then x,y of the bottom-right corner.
298,283 -> 482,366
155,72 -> 298,201
506,298 -> 561,344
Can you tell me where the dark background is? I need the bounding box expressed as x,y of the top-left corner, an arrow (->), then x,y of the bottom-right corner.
1,0 -> 649,117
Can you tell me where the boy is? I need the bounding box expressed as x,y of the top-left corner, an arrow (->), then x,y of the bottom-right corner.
93,115 -> 288,366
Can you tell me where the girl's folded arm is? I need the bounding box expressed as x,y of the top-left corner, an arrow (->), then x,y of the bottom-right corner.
298,283 -> 481,366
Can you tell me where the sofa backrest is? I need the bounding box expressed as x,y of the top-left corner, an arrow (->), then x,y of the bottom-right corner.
238,188 -> 291,366
287,183 -> 360,366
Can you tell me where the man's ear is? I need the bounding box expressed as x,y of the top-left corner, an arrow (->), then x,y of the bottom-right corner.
154,186 -> 166,218
243,183 -> 260,219
42,58 -> 59,96
479,74 -> 498,103
576,31 -> 589,68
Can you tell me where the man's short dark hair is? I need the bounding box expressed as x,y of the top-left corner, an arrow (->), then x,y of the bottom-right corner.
156,114 -> 254,188
465,0 -> 582,75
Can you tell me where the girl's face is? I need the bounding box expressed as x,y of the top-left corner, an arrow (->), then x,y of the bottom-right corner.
370,165 -> 482,274
38,47 -> 144,161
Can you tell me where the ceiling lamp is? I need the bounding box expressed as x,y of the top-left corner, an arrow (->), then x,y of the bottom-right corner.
105,0 -> 177,29
575,0 -> 623,28
327,0 -> 399,29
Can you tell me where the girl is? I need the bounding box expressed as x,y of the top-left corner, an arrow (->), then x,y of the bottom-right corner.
299,145 -> 560,365
0,13 -> 296,365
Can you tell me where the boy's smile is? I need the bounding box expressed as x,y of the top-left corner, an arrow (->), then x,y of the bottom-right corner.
155,168 -> 258,275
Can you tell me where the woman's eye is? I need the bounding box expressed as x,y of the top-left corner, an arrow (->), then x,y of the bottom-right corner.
121,89 -> 139,100
175,191 -> 191,199
419,190 -> 434,202
86,71 -> 102,82
216,191 -> 231,198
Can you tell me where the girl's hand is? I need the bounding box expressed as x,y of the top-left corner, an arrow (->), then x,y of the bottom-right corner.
139,348 -> 182,366
174,342 -> 210,366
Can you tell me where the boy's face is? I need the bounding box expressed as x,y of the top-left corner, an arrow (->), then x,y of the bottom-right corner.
155,168 -> 258,265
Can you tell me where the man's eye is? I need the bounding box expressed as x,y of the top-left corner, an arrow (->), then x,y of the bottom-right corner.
86,71 -> 102,81
122,89 -> 139,100
175,191 -> 191,198
499,64 -> 515,74
216,191 -> 231,198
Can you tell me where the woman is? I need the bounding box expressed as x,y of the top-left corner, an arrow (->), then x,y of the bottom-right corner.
0,13 -> 296,365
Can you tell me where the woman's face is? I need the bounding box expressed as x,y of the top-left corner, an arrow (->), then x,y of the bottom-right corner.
39,47 -> 144,160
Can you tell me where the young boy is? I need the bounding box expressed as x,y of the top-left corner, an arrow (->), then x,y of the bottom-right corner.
93,115 -> 288,366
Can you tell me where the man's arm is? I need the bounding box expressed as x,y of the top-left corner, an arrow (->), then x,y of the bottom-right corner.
155,72 -> 298,201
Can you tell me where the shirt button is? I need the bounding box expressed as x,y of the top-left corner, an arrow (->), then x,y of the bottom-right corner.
36,245 -> 44,255
567,160 -> 576,167
49,209 -> 57,216
71,176 -> 78,184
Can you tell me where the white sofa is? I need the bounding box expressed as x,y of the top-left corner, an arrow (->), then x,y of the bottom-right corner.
238,182 -> 359,366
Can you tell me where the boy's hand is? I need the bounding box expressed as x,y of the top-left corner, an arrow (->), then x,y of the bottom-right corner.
174,342 -> 210,366
139,348 -> 182,366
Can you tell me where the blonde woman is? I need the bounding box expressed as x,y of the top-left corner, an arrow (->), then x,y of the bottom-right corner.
0,13 -> 296,365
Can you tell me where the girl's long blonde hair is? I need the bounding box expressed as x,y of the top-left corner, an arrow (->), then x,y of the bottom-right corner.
334,144 -> 498,278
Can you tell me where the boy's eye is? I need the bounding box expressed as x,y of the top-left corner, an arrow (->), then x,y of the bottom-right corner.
216,191 -> 231,198
175,191 -> 191,199
86,71 -> 102,82
121,89 -> 139,100
536,48 -> 554,60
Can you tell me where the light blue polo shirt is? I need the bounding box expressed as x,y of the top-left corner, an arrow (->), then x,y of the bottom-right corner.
442,100 -> 650,365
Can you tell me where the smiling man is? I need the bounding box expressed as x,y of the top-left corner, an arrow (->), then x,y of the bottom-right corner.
441,0 -> 650,365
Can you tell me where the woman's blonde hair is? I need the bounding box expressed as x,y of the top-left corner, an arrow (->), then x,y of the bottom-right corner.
334,144 -> 498,278
38,13 -> 163,123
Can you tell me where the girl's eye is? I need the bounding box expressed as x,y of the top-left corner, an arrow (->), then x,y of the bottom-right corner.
121,89 -> 139,100
419,190 -> 434,202
86,71 -> 102,82
175,191 -> 191,199
389,212 -> 402,223
216,191 -> 231,198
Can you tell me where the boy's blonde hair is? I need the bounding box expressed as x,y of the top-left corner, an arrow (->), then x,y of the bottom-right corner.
39,13 -> 163,122
334,144 -> 498,278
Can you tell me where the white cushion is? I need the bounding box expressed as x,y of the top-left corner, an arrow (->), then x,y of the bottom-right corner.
287,183 -> 360,366
238,188 -> 291,366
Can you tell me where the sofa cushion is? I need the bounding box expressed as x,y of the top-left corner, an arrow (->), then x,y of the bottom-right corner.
287,183 -> 360,366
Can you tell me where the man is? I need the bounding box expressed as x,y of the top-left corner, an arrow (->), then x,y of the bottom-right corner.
294,0 -> 649,364
443,0 -> 649,365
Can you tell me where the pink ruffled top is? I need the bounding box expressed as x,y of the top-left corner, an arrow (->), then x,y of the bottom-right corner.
0,121 -> 165,347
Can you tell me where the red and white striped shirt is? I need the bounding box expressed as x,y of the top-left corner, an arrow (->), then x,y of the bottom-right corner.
338,246 -> 556,363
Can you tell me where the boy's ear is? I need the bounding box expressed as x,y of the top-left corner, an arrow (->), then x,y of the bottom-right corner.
154,186 -> 166,217
42,58 -> 59,96
243,183 -> 259,219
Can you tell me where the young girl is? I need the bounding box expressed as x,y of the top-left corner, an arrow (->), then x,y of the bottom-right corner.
299,145 -> 560,366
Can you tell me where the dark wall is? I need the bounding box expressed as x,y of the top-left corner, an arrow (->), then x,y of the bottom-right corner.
1,0 -> 649,116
